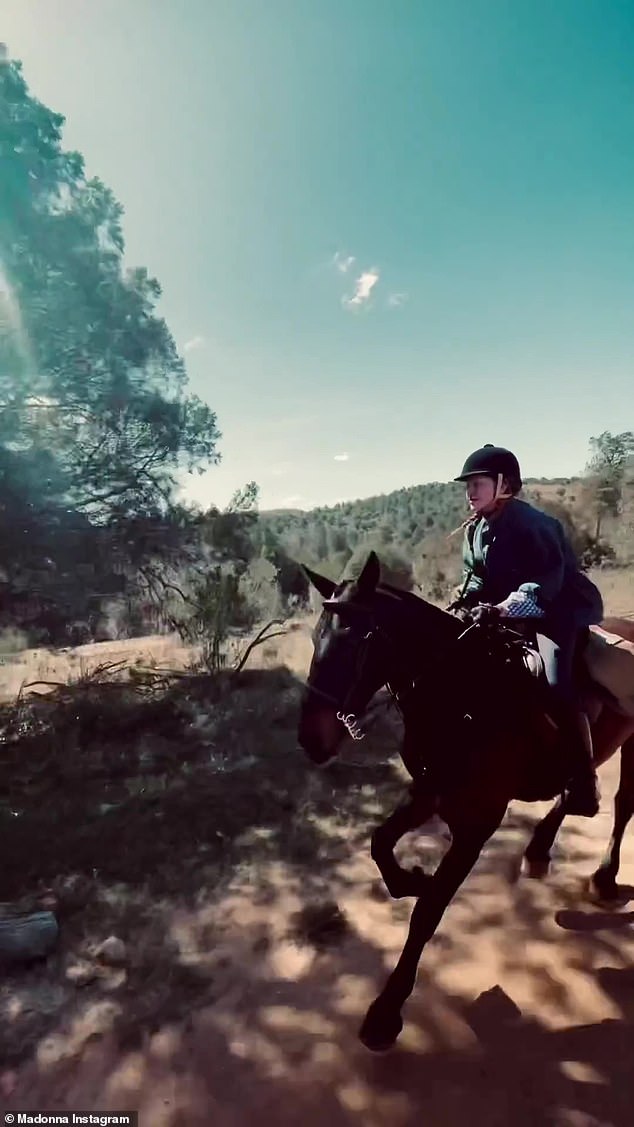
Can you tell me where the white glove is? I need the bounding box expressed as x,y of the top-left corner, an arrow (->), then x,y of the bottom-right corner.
497,583 -> 545,619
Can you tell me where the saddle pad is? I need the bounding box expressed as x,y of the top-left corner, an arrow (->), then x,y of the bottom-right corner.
585,625 -> 634,717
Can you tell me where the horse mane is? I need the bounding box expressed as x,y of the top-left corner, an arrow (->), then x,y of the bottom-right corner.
376,582 -> 461,633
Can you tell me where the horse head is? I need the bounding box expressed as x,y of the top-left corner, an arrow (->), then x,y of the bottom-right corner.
297,551 -> 459,764
297,552 -> 387,763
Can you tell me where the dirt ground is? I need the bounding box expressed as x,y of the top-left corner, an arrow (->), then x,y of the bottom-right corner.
1,601 -> 634,1126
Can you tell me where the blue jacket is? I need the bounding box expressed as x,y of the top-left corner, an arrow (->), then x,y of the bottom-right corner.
459,498 -> 603,630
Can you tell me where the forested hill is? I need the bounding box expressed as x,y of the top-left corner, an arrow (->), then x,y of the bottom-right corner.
260,477 -> 577,560
259,467 -> 633,596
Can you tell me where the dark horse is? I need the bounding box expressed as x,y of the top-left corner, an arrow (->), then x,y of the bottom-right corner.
297,551 -> 634,1053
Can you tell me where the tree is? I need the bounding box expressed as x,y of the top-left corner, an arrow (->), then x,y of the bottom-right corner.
343,544 -> 415,591
585,430 -> 634,539
202,483 -> 259,569
260,523 -> 309,605
327,525 -> 349,557
0,50 -> 229,640
0,51 -> 221,524
312,520 -> 329,561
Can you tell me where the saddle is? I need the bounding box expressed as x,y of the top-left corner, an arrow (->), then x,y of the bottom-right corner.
467,616 -> 634,722
458,618 -> 570,738
455,615 -> 551,711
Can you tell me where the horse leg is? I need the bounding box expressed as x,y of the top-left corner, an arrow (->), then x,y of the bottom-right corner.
591,734 -> 634,900
360,810 -> 505,1052
371,790 -> 436,899
523,709 -> 632,879
523,796 -> 566,878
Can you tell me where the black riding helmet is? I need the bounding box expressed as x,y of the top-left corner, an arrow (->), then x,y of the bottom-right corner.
455,444 -> 522,493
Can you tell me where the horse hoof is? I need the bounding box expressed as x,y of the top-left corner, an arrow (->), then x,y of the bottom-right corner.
522,857 -> 551,880
384,866 -> 429,899
359,1001 -> 403,1053
588,872 -> 620,904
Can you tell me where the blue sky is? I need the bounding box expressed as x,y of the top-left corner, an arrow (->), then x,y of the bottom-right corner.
3,0 -> 634,511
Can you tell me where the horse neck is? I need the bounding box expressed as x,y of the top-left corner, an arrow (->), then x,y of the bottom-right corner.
376,588 -> 462,681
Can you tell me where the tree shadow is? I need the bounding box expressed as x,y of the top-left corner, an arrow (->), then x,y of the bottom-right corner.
0,665 -> 406,897
0,663 -> 406,1067
555,908 -> 634,932
361,970 -> 634,1127
5,913 -> 634,1127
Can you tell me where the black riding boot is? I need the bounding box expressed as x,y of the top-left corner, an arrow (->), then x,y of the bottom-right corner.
563,707 -> 600,817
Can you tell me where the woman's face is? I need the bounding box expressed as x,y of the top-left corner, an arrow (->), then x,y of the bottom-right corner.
465,474 -> 497,512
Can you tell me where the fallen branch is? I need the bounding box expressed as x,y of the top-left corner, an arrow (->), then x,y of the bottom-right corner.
232,620 -> 287,675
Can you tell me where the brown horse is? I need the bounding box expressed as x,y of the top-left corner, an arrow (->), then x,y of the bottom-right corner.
297,551 -> 634,1052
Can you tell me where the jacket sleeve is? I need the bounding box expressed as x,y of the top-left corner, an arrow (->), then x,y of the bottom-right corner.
510,520 -> 566,607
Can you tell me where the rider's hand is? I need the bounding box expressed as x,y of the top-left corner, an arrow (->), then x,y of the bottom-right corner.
471,603 -> 502,625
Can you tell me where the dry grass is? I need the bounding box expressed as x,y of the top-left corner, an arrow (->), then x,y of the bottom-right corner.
0,633 -> 197,703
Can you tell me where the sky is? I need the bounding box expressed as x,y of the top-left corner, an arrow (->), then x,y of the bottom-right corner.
2,0 -> 634,511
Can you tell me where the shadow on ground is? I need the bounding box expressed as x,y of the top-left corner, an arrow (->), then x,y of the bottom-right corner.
5,900 -> 634,1126
1,661 -> 633,1126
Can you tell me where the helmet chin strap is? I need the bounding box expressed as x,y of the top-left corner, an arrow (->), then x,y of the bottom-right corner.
491,471 -> 513,506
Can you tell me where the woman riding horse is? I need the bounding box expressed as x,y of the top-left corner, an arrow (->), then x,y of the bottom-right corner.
451,443 -> 603,817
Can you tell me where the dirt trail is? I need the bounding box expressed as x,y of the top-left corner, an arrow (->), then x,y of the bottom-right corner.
2,621 -> 634,1126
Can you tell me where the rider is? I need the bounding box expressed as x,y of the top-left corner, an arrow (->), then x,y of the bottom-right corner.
451,443 -> 604,818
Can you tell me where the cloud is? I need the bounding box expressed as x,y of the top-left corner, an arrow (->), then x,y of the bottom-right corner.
183,335 -> 205,353
280,495 -> 303,506
332,251 -> 355,274
342,268 -> 380,311
333,452 -> 350,462
387,292 -> 408,308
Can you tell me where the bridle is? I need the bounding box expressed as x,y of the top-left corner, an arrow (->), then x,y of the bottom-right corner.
305,619 -> 385,739
306,605 -> 454,739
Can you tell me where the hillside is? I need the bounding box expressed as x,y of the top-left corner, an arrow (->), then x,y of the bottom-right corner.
260,469 -> 634,604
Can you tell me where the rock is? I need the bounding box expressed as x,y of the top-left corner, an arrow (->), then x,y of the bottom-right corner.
66,960 -> 99,987
95,936 -> 127,966
98,967 -> 127,992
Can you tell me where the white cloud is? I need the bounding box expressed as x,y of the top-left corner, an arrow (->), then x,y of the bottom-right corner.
183,335 -> 205,353
333,452 -> 350,462
387,292 -> 408,308
280,495 -> 302,506
332,251 -> 355,274
342,268 -> 380,311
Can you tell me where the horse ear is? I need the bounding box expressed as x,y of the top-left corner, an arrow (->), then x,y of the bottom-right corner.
302,564 -> 337,600
357,550 -> 381,594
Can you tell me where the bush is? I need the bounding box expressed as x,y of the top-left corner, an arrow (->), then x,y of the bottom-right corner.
342,544 -> 415,591
172,567 -> 253,672
239,557 -> 284,623
0,627 -> 29,656
579,538 -> 616,570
